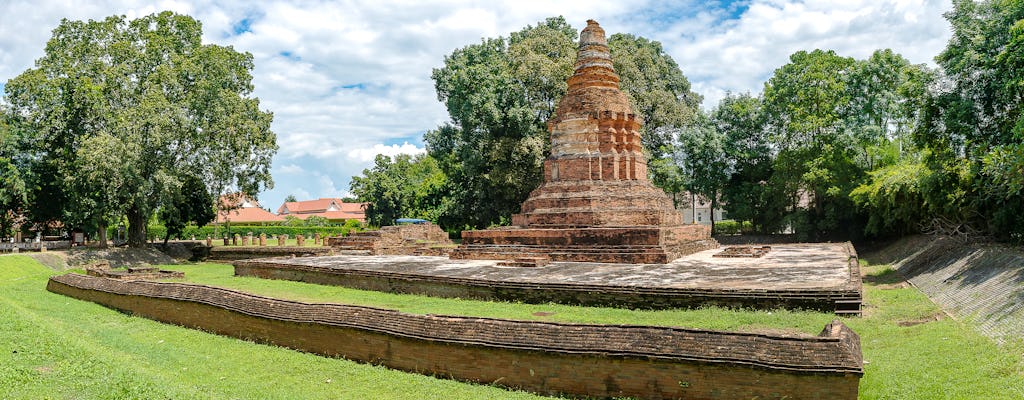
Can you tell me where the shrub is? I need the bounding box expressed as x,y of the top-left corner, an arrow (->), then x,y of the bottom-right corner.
109,222 -> 366,241
714,220 -> 754,235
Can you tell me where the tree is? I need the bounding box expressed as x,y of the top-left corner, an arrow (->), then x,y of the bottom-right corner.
0,113 -> 27,238
913,0 -> 1024,242
608,33 -> 701,157
845,49 -> 931,170
350,153 -> 446,227
677,113 -> 729,234
4,11 -> 276,247
762,49 -> 863,239
159,175 -> 215,244
712,93 -> 789,234
426,17 -> 575,230
284,194 -> 298,203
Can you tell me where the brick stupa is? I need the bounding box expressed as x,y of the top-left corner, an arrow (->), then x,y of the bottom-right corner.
451,20 -> 717,264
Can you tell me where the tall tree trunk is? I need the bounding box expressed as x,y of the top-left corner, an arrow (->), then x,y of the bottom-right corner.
691,192 -> 696,225
709,191 -> 717,236
127,206 -> 147,248
97,221 -> 108,248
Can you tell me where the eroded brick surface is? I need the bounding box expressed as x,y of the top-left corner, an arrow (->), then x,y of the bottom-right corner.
235,243 -> 863,312
328,224 -> 454,256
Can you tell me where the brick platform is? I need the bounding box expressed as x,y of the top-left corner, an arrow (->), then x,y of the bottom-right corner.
328,224 -> 455,256
48,273 -> 863,399
236,243 -> 863,313
208,246 -> 333,261
453,20 -> 716,264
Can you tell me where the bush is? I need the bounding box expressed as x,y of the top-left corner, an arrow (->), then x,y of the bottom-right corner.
107,221 -> 366,241
714,220 -> 753,235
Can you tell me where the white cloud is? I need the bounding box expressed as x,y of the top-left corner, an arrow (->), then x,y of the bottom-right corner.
1,0 -> 956,207
346,142 -> 426,163
276,163 -> 303,174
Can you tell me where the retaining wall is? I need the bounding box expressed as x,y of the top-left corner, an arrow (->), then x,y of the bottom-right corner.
48,273 -> 863,399
866,235 -> 1024,343
207,246 -> 332,261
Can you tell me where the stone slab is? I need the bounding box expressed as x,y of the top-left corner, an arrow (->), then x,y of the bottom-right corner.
235,243 -> 862,312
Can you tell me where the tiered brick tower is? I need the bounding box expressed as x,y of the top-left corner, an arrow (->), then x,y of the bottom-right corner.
451,20 -> 717,264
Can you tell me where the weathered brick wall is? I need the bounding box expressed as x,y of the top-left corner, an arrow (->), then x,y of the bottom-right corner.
207,246 -> 333,261
328,224 -> 453,256
48,273 -> 862,400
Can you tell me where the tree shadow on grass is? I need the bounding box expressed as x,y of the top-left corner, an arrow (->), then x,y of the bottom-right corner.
863,267 -> 907,286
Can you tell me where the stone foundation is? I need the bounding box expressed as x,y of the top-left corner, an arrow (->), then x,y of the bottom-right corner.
235,243 -> 863,313
453,225 -> 717,264
47,273 -> 863,399
328,224 -> 455,256
207,246 -> 332,261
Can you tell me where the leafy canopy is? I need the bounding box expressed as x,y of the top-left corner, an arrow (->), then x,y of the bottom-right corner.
3,11 -> 277,246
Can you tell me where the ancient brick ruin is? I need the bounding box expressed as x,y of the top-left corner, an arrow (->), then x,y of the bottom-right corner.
453,20 -> 716,264
48,273 -> 863,399
84,261 -> 184,280
327,223 -> 455,256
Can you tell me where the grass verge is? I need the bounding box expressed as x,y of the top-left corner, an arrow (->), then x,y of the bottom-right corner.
4,255 -> 1023,398
0,255 -> 547,399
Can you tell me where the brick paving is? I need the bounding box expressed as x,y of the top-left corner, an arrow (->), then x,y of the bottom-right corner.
251,243 -> 857,292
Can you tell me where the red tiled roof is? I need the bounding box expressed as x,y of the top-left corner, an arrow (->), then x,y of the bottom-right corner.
277,198 -> 338,214
215,207 -> 283,224
284,209 -> 365,222
219,193 -> 261,209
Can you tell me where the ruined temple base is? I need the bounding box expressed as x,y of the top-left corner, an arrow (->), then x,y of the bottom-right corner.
451,225 -> 718,264
234,243 -> 863,313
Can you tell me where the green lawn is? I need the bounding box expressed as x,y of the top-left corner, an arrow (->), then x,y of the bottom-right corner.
0,255 -> 546,400
3,254 -> 1023,399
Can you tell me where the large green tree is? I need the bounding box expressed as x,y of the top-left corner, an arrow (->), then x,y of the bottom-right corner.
350,153 -> 446,227
762,49 -> 864,239
608,33 -> 701,157
712,93 -> 789,234
0,113 -> 27,238
913,0 -> 1024,242
676,113 -> 729,233
426,17 -> 575,230
4,11 -> 276,247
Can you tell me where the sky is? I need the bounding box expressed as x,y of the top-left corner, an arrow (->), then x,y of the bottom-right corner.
0,0 -> 954,211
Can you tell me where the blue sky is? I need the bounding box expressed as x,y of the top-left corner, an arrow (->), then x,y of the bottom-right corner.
0,0 -> 953,211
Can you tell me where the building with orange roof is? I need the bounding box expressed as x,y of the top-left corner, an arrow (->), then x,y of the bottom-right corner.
215,194 -> 284,225
277,198 -> 366,223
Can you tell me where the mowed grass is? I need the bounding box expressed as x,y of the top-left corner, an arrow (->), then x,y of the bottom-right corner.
161,263 -> 837,334
0,255 -> 548,400
3,255 -> 1023,399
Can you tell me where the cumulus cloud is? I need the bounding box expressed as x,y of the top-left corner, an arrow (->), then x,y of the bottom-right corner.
346,142 -> 426,163
1,0 -> 955,208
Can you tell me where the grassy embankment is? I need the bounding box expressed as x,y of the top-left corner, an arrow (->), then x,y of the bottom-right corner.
2,255 -> 1022,399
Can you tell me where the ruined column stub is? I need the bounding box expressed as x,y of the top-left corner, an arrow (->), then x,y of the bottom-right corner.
452,20 -> 717,264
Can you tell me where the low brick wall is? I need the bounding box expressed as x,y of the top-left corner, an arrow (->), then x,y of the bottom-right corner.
48,273 -> 863,399
207,246 -> 332,261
